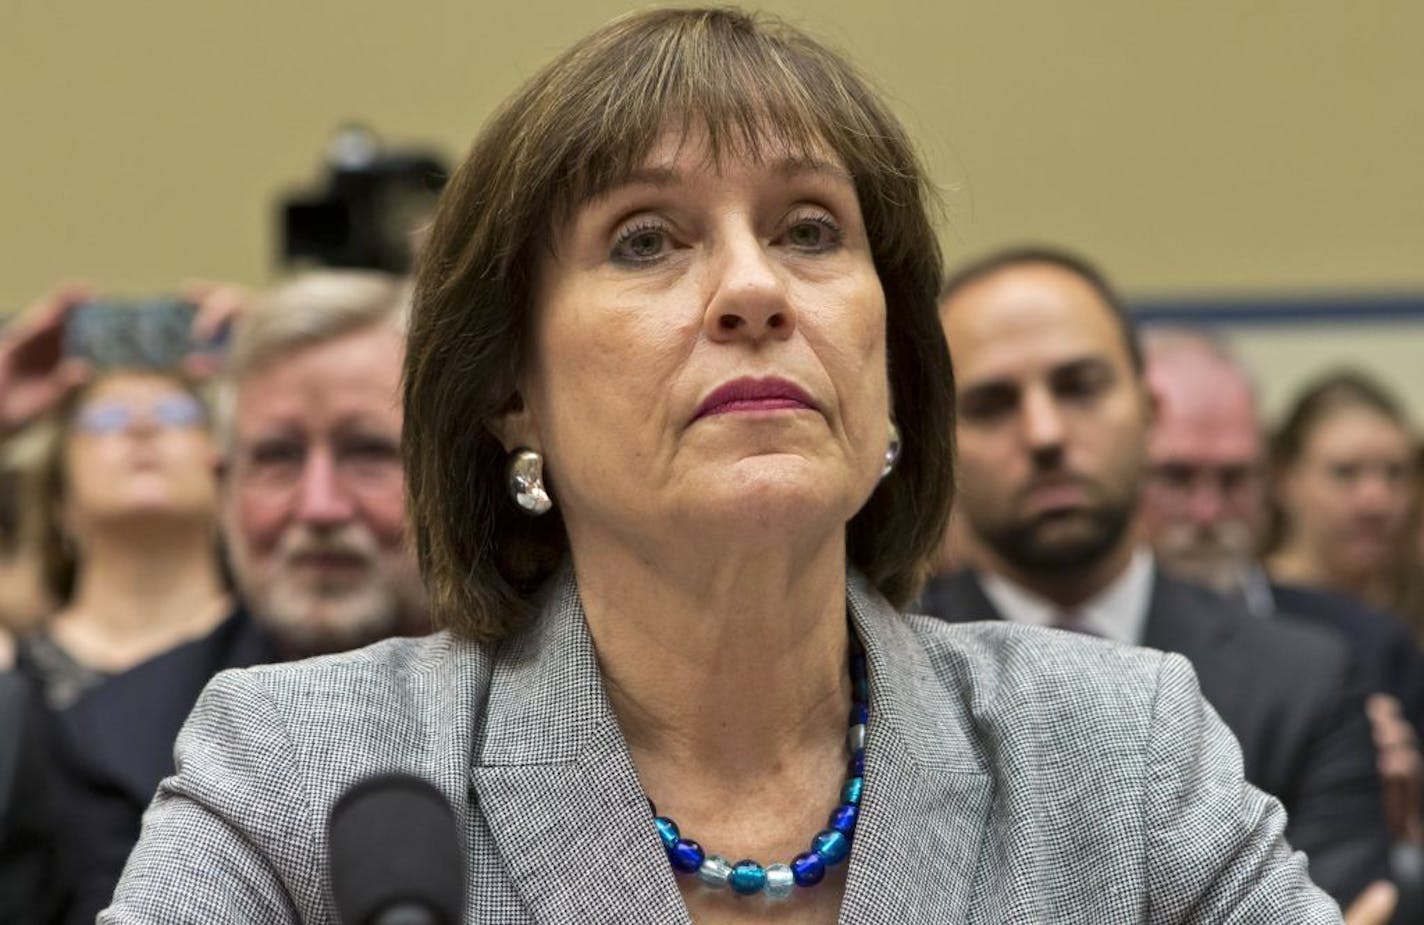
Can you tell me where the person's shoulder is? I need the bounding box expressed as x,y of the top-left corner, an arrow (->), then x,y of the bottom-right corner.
1274,581 -> 1415,641
195,631 -> 495,755
901,612 -> 1173,721
1157,573 -> 1351,666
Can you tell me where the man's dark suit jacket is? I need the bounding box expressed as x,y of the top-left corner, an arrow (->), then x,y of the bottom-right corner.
1270,581 -> 1424,737
919,568 -> 1390,906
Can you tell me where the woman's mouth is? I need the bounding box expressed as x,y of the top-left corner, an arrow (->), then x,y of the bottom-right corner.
693,377 -> 818,421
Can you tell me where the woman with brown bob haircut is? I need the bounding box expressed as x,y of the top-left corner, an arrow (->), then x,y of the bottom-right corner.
107,8 -> 1343,922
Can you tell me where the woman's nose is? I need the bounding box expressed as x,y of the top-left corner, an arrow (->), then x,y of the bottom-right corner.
703,233 -> 796,343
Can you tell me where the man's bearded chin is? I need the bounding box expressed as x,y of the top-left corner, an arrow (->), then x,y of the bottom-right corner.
253,575 -> 407,656
232,550 -> 428,657
979,501 -> 1136,576
1153,520 -> 1255,595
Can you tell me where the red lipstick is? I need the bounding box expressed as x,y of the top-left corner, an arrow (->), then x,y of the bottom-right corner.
693,377 -> 817,421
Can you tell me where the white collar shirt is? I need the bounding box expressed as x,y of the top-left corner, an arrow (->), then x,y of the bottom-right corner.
979,547 -> 1156,645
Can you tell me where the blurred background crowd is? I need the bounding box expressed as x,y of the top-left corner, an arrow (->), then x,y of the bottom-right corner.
1,1 -> 1421,921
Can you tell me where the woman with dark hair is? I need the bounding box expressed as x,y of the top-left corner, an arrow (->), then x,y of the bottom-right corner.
107,9 -> 1342,922
1267,371 -> 1420,625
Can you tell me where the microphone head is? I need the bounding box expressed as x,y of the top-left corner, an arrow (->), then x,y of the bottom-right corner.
328,773 -> 464,925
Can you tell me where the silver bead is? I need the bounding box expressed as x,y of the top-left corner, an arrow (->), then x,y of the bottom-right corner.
764,863 -> 795,898
698,854 -> 733,889
847,723 -> 867,752
508,448 -> 553,515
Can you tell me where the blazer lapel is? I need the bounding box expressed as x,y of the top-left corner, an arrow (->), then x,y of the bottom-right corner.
469,570 -> 690,924
840,575 -> 993,924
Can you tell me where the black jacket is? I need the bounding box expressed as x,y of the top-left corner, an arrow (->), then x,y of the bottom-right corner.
16,607 -> 277,925
919,567 -> 1391,906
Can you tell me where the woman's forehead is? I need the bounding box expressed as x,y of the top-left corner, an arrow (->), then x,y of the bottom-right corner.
574,123 -> 850,206
81,372 -> 188,404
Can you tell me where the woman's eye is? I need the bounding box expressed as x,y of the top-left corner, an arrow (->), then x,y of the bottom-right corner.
783,214 -> 842,251
611,222 -> 671,263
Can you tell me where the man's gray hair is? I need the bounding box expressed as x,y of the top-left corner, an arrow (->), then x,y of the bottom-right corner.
216,270 -> 409,454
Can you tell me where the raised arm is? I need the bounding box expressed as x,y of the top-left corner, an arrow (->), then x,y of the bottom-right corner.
0,285 -> 91,439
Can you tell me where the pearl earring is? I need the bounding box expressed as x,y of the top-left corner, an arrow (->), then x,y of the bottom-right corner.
881,421 -> 901,479
508,448 -> 553,515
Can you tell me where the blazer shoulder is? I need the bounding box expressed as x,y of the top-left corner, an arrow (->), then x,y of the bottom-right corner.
902,613 -> 1174,726
197,631 -> 497,777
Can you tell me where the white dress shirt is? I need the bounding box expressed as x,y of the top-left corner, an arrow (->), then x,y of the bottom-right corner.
980,547 -> 1156,645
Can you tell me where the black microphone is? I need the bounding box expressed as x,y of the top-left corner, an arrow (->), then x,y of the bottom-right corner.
328,773 -> 464,925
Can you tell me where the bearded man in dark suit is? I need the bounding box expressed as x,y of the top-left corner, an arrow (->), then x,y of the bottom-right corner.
918,246 -> 1391,910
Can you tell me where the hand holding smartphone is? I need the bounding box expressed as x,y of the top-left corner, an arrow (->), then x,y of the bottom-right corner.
0,284 -> 93,438
63,297 -> 226,370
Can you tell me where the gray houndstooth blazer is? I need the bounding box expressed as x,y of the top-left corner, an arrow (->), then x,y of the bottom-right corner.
102,567 -> 1343,923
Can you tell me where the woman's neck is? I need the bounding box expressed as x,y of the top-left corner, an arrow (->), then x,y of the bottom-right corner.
569,525 -> 858,913
53,521 -> 230,672
1267,540 -> 1396,607
577,532 -> 851,768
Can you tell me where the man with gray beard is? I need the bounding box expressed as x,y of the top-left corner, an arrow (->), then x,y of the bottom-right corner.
218,271 -> 428,657
1139,331 -> 1264,598
1140,329 -> 1424,853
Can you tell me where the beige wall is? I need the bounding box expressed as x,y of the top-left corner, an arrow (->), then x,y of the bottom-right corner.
4,1 -> 1422,411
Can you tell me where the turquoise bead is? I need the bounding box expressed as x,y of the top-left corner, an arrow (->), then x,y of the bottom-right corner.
654,816 -> 679,850
764,863 -> 795,898
842,776 -> 863,805
729,860 -> 768,895
698,854 -> 733,889
812,829 -> 850,866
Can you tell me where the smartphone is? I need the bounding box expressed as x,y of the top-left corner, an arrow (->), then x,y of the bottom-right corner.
64,297 -> 220,370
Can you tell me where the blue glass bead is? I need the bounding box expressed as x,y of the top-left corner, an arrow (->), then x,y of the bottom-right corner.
670,838 -> 704,873
851,651 -> 867,681
829,803 -> 858,834
654,816 -> 680,850
791,851 -> 826,887
697,854 -> 733,889
847,723 -> 867,752
848,750 -> 865,777
842,776 -> 863,805
850,702 -> 868,725
813,829 -> 851,866
764,863 -> 795,898
728,860 -> 767,895
854,675 -> 869,701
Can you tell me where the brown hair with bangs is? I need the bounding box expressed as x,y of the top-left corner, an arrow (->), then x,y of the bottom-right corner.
405,7 -> 955,640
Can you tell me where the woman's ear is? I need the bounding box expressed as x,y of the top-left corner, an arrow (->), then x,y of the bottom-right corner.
486,390 -> 541,454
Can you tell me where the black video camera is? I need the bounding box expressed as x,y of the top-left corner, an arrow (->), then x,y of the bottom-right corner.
279,125 -> 449,275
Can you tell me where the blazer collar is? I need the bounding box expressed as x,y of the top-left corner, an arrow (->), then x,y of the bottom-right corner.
841,572 -> 992,923
470,566 -> 990,923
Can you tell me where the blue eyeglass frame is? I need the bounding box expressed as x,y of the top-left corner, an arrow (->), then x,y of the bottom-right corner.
74,395 -> 208,435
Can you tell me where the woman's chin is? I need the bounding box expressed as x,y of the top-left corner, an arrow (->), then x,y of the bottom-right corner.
680,458 -> 867,538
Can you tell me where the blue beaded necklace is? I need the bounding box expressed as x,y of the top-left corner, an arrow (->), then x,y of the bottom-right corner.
651,635 -> 868,899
